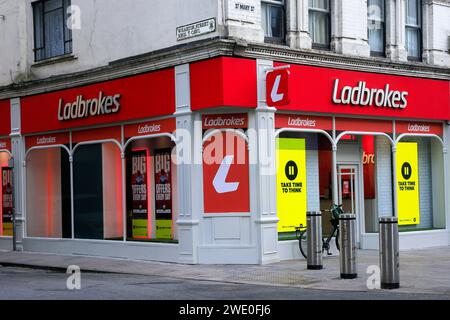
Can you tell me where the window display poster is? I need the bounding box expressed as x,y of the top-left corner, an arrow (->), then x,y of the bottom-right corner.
1,168 -> 13,236
276,138 -> 307,233
396,142 -> 420,225
130,150 -> 149,238
154,149 -> 172,239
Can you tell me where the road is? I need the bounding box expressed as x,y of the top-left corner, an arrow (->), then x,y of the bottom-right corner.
0,266 -> 447,300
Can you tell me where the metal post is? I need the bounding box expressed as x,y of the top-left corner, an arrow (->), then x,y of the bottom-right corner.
379,216 -> 400,289
339,213 -> 357,279
307,211 -> 323,270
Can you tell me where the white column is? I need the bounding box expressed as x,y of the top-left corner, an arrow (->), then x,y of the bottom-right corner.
251,59 -> 279,264
222,0 -> 264,43
331,0 -> 370,57
286,0 -> 312,49
422,1 -> 450,67
9,98 -> 25,251
386,0 -> 408,61
174,64 -> 201,264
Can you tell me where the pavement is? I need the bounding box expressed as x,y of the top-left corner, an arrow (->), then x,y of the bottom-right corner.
0,247 -> 450,297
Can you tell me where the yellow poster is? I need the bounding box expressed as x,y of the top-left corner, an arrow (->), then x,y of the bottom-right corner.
276,138 -> 307,233
396,142 -> 420,225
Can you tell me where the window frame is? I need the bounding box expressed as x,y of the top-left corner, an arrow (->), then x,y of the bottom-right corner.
308,0 -> 331,50
32,0 -> 73,62
405,0 -> 423,61
367,0 -> 386,57
261,0 -> 286,45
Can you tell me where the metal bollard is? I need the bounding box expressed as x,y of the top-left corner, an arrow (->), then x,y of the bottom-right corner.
339,214 -> 357,279
307,211 -> 323,270
379,216 -> 400,289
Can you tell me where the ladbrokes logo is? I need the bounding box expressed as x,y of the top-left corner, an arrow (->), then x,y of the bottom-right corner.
58,91 -> 121,121
203,116 -> 246,128
332,79 -> 408,109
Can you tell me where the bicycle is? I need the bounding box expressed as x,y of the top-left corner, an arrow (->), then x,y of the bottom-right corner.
295,204 -> 344,259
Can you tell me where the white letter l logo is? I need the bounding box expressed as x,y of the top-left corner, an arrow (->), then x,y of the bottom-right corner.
213,155 -> 239,194
271,75 -> 284,103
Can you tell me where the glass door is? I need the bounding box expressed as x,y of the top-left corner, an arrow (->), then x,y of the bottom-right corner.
337,164 -> 362,244
338,165 -> 358,216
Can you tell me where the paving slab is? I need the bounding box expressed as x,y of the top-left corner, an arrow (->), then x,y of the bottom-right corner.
0,247 -> 449,297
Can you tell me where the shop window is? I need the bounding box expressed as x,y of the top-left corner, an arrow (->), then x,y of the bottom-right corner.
276,132 -> 323,240
405,0 -> 422,61
367,0 -> 385,56
396,137 -> 445,232
33,0 -> 73,62
0,152 -> 13,237
261,0 -> 285,44
26,148 -> 71,238
73,143 -> 123,240
125,137 -> 177,243
309,0 -> 331,49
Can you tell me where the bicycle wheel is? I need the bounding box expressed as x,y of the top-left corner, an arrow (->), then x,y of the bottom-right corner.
335,227 -> 340,251
298,229 -> 308,259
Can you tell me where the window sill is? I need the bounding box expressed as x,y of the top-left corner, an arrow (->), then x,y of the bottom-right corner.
264,37 -> 287,46
32,53 -> 77,68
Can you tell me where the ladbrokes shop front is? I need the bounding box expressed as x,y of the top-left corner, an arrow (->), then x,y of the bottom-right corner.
0,56 -> 449,264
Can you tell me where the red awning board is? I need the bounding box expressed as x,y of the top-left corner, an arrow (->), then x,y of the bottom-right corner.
0,57 -> 447,139
21,68 -> 176,135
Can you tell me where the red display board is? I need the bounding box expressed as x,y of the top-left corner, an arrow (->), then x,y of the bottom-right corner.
202,113 -> 248,130
1,168 -> 13,236
129,149 -> 150,239
362,136 -> 375,199
275,114 -> 333,130
154,149 -> 172,239
203,131 -> 250,214
25,132 -> 71,150
395,121 -> 443,136
124,118 -> 176,138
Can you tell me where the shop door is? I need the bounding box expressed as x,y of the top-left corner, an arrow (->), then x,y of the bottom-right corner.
337,165 -> 361,242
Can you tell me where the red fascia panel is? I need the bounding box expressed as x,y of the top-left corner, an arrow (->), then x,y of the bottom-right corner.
0,100 -> 11,136
274,62 -> 450,121
190,57 -> 257,110
21,68 -> 175,135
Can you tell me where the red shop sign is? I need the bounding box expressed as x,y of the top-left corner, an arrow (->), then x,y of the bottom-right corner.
335,117 -> 393,133
202,113 -> 248,130
203,131 -> 250,214
275,114 -> 333,130
395,121 -> 443,136
72,126 -> 122,144
273,62 -> 450,121
20,68 -> 175,134
267,68 -> 290,107
25,132 -> 71,150
190,57 -> 257,111
124,118 -> 176,138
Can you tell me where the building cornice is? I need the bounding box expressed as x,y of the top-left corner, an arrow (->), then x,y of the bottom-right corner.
236,41 -> 450,81
0,37 -> 449,100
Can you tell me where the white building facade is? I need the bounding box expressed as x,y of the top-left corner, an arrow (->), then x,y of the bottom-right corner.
0,0 -> 449,264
